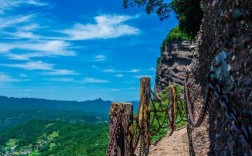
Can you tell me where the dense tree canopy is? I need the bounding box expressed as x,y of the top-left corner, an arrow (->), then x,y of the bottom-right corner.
123,0 -> 204,39
171,0 -> 203,38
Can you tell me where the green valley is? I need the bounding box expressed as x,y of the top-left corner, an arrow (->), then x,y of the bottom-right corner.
0,119 -> 108,156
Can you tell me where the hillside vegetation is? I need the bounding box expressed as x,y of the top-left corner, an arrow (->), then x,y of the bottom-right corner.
0,119 -> 108,156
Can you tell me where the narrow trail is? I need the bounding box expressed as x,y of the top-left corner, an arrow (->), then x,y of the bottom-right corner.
149,127 -> 189,156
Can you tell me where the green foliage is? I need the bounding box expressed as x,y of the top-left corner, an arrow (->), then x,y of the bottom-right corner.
150,85 -> 186,142
122,0 -> 171,20
122,0 -> 203,39
0,119 -> 108,156
161,26 -> 192,51
171,0 -> 203,38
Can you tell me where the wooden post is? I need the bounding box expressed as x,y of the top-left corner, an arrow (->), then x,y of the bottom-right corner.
108,102 -> 133,156
138,77 -> 151,155
168,85 -> 176,135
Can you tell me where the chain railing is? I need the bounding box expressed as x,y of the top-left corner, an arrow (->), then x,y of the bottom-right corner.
106,78 -> 187,156
106,51 -> 252,155
184,51 -> 252,153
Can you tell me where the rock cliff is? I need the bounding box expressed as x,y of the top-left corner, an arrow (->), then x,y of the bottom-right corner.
188,0 -> 252,155
155,41 -> 195,91
154,0 -> 251,155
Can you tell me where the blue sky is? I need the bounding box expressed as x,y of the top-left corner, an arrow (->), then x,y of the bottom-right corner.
0,0 -> 177,101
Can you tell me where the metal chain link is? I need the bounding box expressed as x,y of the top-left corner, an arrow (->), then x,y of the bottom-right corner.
184,73 -> 211,128
185,70 -> 252,153
208,72 -> 252,153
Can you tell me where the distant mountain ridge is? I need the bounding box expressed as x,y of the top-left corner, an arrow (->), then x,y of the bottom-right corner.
0,95 -> 139,130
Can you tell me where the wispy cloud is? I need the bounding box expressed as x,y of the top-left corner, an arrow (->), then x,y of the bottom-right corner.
102,68 -> 141,73
42,69 -> 79,76
128,69 -> 141,73
115,74 -> 124,77
62,15 -> 140,40
45,78 -> 74,82
103,69 -> 115,73
0,14 -> 35,29
82,78 -> 110,83
0,73 -> 19,82
1,61 -> 53,70
1,40 -> 75,60
1,61 -> 79,76
94,55 -> 107,62
0,0 -> 47,14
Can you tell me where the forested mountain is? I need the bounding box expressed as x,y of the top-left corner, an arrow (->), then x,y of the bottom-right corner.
0,96 -> 138,155
0,96 -> 139,131
0,96 -> 110,131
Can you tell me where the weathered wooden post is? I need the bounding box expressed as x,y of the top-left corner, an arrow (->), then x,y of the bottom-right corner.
106,102 -> 133,156
168,85 -> 176,135
138,77 -> 151,155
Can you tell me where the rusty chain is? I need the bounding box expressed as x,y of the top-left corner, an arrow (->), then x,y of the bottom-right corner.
185,70 -> 252,152
208,72 -> 252,152
149,85 -> 186,137
184,73 -> 211,127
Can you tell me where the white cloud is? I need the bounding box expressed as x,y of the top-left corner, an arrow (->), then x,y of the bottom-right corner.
10,31 -> 40,40
42,69 -> 79,76
0,0 -> 47,14
82,78 -> 110,83
128,69 -> 141,73
103,69 -> 115,73
116,74 -> 124,77
1,61 -> 53,70
4,23 -> 45,40
45,78 -> 74,82
1,61 -> 79,76
20,23 -> 40,31
1,40 -> 75,60
0,73 -> 19,82
94,55 -> 107,62
62,15 -> 140,40
0,14 -> 35,29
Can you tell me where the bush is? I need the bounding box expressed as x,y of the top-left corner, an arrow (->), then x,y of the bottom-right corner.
161,26 -> 192,51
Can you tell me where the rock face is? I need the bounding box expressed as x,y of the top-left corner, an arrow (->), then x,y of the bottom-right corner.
188,0 -> 252,155
155,41 -> 195,91
154,0 -> 251,155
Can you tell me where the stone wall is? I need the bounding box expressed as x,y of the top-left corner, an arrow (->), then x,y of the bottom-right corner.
189,0 -> 252,155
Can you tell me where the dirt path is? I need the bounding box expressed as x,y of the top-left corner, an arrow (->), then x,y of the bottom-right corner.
149,127 -> 189,156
